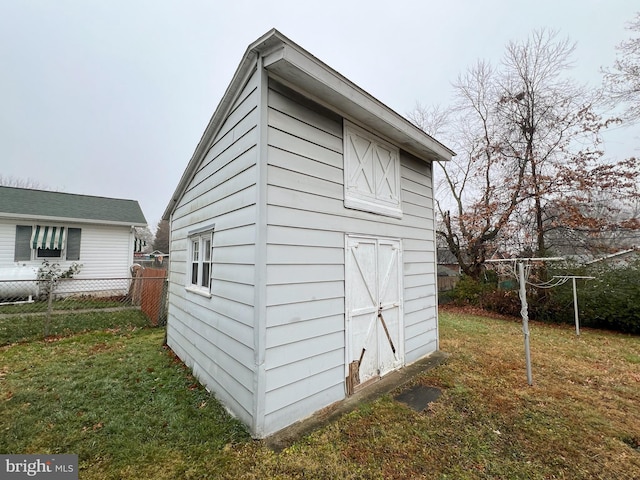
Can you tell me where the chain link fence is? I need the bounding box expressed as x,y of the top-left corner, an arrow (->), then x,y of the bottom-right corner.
0,269 -> 167,345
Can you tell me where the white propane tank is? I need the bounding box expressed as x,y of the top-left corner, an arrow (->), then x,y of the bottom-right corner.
0,266 -> 39,299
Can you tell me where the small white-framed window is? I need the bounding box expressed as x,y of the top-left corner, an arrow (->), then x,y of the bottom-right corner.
343,121 -> 402,218
187,225 -> 214,295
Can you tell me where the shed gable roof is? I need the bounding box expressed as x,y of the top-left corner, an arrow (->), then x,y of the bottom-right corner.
0,186 -> 147,226
164,29 -> 455,220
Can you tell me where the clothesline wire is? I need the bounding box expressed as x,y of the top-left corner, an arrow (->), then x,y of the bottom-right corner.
485,258 -> 594,288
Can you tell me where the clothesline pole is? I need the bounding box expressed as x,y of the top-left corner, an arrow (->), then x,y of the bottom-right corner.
572,277 -> 580,336
518,261 -> 533,385
486,257 -> 564,386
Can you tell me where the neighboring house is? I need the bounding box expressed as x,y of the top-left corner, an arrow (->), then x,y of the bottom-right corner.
436,248 -> 460,292
163,29 -> 454,438
134,250 -> 169,269
585,247 -> 640,269
0,186 -> 147,283
437,247 -> 461,277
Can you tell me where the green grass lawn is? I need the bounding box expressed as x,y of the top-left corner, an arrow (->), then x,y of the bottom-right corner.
1,310 -> 639,479
0,309 -> 150,345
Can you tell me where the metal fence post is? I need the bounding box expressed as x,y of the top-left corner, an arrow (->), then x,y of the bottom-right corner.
44,278 -> 54,338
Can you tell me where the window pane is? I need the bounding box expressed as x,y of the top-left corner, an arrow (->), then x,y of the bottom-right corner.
191,262 -> 198,285
66,228 -> 82,261
15,225 -> 32,261
192,241 -> 199,261
202,262 -> 210,288
37,248 -> 62,258
204,238 -> 211,261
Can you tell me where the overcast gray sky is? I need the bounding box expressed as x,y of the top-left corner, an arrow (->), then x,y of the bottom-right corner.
1,0 -> 638,230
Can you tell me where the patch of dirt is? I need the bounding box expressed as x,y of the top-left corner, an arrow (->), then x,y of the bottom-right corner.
89,342 -> 113,354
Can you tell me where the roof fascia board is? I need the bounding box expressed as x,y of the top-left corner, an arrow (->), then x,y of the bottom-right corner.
0,212 -> 145,227
262,41 -> 455,162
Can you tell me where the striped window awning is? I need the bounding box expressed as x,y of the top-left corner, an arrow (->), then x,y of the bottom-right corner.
31,226 -> 66,250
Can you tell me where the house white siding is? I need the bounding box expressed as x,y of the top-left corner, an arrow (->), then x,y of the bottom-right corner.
0,218 -> 134,279
73,225 -> 134,278
261,81 -> 438,434
0,221 -> 16,267
166,66 -> 260,427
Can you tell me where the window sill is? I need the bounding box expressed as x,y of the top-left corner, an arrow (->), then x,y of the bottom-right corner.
344,197 -> 403,219
185,286 -> 212,299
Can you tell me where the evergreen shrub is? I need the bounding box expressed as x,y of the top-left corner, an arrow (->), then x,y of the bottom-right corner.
446,260 -> 640,334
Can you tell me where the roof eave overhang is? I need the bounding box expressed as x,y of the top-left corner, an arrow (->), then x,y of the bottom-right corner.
261,40 -> 455,163
0,212 -> 146,227
162,29 -> 455,220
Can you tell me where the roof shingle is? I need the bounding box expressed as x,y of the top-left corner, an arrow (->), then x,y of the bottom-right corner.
0,186 -> 147,225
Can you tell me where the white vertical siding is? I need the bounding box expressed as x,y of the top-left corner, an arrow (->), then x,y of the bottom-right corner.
166,66 -> 260,428
261,81 -> 438,435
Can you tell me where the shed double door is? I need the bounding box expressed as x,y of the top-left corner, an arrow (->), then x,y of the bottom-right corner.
346,235 -> 403,390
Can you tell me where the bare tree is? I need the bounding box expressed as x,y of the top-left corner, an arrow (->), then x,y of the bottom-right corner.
545,194 -> 640,257
0,175 -> 49,190
407,102 -> 450,139
496,29 -> 609,257
602,12 -> 640,123
411,29 -> 639,278
411,61 -> 527,278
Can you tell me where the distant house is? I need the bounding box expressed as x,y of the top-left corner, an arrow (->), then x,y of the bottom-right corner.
134,250 -> 169,269
163,29 -> 454,438
0,186 -> 147,283
436,248 -> 460,292
437,247 -> 461,277
585,247 -> 640,269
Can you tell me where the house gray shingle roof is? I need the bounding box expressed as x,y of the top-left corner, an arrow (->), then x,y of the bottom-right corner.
0,186 -> 147,226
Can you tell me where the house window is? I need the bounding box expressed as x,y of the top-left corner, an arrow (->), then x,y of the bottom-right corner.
343,121 -> 402,218
66,228 -> 82,261
187,225 -> 214,295
33,225 -> 65,259
14,225 -> 82,262
14,226 -> 33,262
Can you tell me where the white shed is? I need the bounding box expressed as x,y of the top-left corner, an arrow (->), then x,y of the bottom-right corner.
163,29 -> 454,438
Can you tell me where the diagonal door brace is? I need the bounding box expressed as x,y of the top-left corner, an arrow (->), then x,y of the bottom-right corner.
378,305 -> 396,355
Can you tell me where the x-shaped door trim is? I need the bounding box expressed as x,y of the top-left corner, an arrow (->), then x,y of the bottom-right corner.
348,135 -> 374,193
